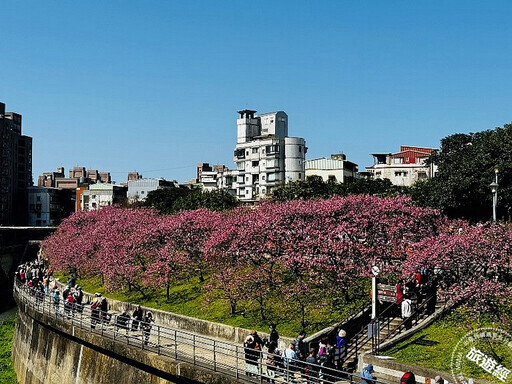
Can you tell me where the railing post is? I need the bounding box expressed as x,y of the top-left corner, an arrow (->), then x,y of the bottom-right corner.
174,330 -> 178,359
157,326 -> 161,355
213,340 -> 216,371
193,334 -> 196,365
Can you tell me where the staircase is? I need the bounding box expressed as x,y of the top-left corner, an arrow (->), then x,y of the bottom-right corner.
342,295 -> 445,372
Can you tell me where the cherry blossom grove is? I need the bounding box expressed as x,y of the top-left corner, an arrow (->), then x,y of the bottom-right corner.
42,195 -> 512,321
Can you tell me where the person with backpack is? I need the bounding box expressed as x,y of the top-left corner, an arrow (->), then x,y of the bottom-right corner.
361,364 -> 376,384
401,371 -> 416,384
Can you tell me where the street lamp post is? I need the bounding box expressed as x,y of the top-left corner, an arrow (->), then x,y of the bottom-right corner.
489,167 -> 499,222
371,265 -> 380,320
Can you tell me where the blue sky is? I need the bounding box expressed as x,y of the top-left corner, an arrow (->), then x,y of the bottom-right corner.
2,1 -> 512,183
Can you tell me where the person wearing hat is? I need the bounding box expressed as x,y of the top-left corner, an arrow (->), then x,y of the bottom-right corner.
334,329 -> 347,369
361,364 -> 376,384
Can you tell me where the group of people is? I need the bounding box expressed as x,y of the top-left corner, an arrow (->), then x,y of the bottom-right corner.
243,327 -> 348,384
395,269 -> 439,330
361,364 -> 445,384
15,260 -> 155,345
112,304 -> 154,345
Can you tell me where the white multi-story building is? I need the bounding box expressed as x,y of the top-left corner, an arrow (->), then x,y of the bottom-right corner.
80,183 -> 127,211
365,146 -> 437,186
232,110 -> 306,200
127,178 -> 177,202
305,154 -> 358,183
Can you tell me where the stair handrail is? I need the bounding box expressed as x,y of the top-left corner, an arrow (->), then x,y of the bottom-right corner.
373,293 -> 444,354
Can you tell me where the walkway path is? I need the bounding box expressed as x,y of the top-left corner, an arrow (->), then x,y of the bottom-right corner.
15,280 -> 393,384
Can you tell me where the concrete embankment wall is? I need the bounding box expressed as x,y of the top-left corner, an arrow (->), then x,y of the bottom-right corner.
12,299 -> 235,384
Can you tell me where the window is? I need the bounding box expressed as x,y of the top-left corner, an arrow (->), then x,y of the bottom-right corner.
298,173 -> 302,179
328,175 -> 336,182
246,150 -> 249,156
237,162 -> 245,170
141,191 -> 145,194
252,148 -> 258,154
393,158 -> 403,164
395,171 -> 408,177
299,146 -> 302,153
265,145 -> 280,154
418,172 -> 428,180
266,159 -> 279,168
252,161 -> 259,167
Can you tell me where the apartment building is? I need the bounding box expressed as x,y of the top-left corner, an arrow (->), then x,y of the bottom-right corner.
365,145 -> 437,186
195,163 -> 234,193
232,110 -> 306,200
305,153 -> 358,183
80,183 -> 127,211
127,178 -> 177,202
27,187 -> 74,226
0,102 -> 32,225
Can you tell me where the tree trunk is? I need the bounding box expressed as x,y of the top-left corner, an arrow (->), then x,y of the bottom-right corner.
230,299 -> 237,315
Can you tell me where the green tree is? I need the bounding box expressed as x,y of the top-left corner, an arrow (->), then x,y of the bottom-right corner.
271,175 -> 406,202
143,187 -> 192,214
412,124 -> 512,221
144,187 -> 238,214
173,189 -> 239,212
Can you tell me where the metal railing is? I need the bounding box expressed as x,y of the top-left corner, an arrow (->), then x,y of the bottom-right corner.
14,280 -> 393,384
345,293 -> 444,364
372,294 -> 445,354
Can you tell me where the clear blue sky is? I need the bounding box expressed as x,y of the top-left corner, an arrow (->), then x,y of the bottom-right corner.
2,1 -> 512,183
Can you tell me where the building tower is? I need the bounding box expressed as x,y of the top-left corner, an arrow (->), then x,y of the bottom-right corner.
0,102 -> 32,225
232,110 -> 306,200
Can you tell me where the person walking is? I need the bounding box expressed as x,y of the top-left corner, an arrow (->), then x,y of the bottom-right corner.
305,348 -> 319,384
132,305 -> 143,331
283,343 -> 298,383
142,311 -> 154,345
401,297 -> 413,330
360,364 -> 376,384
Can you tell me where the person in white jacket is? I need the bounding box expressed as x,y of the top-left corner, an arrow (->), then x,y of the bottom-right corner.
401,297 -> 413,329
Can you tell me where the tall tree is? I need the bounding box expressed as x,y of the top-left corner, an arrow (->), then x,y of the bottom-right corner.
413,124 -> 512,221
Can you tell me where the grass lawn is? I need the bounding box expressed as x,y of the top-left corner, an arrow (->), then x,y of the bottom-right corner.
55,272 -> 365,337
0,309 -> 18,384
383,309 -> 512,382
